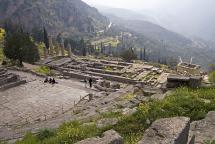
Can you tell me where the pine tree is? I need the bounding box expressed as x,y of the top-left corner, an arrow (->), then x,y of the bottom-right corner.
140,48 -> 143,60
4,25 -> 40,66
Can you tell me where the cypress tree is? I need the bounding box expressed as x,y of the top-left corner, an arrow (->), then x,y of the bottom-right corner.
43,27 -> 49,50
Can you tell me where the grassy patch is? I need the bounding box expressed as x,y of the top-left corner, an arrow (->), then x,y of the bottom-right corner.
205,140 -> 215,144
104,66 -> 113,72
33,66 -> 54,76
17,87 -> 215,144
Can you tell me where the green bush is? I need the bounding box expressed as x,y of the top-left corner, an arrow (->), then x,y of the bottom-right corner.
37,129 -> 55,141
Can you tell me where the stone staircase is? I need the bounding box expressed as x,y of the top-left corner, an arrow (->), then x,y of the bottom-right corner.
0,68 -> 26,91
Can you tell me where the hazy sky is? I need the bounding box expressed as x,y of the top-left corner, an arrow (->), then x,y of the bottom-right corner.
82,0 -> 193,11
82,0 -> 215,40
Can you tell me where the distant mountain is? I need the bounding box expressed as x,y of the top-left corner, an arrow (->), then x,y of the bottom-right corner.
0,0 -> 109,36
107,14 -> 192,47
104,13 -> 215,69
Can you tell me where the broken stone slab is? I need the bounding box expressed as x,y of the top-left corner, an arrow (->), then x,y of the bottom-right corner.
122,107 -> 137,116
96,118 -> 118,128
138,117 -> 190,144
75,130 -> 123,144
189,111 -> 215,144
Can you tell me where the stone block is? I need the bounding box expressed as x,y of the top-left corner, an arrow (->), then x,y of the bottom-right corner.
76,130 -> 123,144
138,117 -> 190,144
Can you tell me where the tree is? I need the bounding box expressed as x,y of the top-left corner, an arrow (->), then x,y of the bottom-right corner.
80,38 -> 86,56
140,48 -> 143,60
4,25 -> 40,66
143,47 -> 146,61
31,27 -> 44,42
121,48 -> 137,62
43,27 -> 49,50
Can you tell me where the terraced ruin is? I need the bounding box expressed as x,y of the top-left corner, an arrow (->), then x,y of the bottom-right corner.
44,57 -> 170,88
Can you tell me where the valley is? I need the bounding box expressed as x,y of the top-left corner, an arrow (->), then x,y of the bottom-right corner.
0,0 -> 215,144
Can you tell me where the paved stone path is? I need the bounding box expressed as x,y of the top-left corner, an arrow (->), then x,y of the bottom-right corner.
0,70 -> 94,140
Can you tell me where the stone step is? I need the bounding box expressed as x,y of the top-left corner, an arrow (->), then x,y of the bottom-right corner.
0,73 -> 12,79
0,69 -> 7,75
0,75 -> 18,86
0,80 -> 26,91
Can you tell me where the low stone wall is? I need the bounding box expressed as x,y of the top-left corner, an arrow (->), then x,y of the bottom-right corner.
166,75 -> 202,88
66,65 -> 122,76
62,70 -> 102,82
0,80 -> 26,91
85,71 -> 141,85
138,117 -> 191,144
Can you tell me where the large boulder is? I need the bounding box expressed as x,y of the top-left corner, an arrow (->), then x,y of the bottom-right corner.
138,117 -> 190,144
189,111 -> 215,144
76,130 -> 123,144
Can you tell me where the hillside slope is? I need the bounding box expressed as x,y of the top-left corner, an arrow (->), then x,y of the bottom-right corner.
0,0 -> 108,36
105,14 -> 215,68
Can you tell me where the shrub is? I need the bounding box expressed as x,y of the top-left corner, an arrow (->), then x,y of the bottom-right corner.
209,71 -> 215,83
37,129 -> 55,141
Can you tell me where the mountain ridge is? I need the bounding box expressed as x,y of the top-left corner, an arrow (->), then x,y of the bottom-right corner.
0,0 -> 109,36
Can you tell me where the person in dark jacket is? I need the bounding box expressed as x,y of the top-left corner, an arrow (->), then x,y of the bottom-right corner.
89,78 -> 93,88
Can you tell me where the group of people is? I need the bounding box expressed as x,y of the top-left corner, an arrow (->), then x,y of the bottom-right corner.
84,78 -> 93,88
44,77 -> 56,84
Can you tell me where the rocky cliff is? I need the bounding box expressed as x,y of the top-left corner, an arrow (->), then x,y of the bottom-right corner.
0,0 -> 108,36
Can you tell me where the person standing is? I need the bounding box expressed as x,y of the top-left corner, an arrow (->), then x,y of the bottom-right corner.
84,79 -> 87,88
89,78 -> 93,88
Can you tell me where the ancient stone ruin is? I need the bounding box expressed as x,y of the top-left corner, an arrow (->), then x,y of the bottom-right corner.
43,57 -> 168,88
177,62 -> 201,76
0,68 -> 26,90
